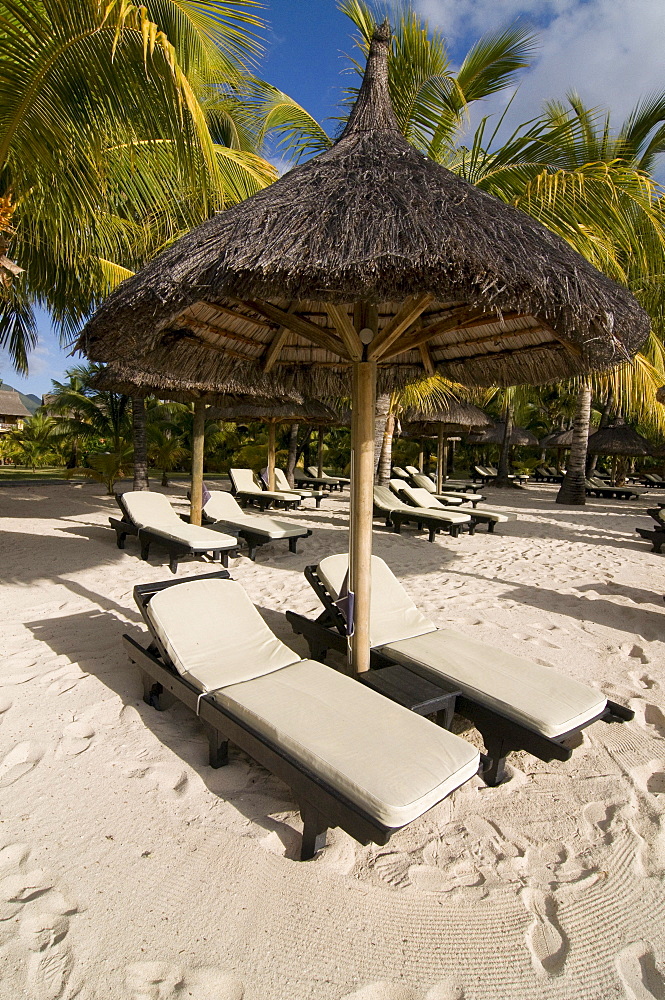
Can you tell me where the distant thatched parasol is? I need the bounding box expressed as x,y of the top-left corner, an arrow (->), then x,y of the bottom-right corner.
402,401 -> 491,488
587,423 -> 649,456
467,422 -> 539,447
78,23 -> 649,675
539,428 -> 572,450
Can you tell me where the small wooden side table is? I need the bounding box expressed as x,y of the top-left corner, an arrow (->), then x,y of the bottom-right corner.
359,663 -> 461,730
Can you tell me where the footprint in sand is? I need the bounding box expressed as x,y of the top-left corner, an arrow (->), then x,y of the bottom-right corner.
634,674 -> 658,691
0,695 -> 12,722
40,666 -> 85,697
126,962 -> 244,999
643,706 -> 665,738
126,762 -> 190,796
340,983 -> 418,1000
580,802 -> 620,845
56,721 -> 94,758
0,743 -> 43,788
521,888 -> 568,976
20,912 -> 73,1000
616,941 -> 665,1000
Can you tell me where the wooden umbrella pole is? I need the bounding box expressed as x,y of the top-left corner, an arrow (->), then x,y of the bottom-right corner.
349,359 -> 376,676
436,426 -> 444,492
267,421 -> 276,491
317,425 -> 324,478
418,439 -> 424,473
190,399 -> 206,525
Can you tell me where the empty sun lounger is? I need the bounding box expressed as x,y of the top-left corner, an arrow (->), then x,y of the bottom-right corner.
389,479 -> 464,507
396,483 -> 517,534
294,468 -> 339,491
635,507 -> 665,552
125,573 -> 480,860
230,468 -> 300,510
373,485 -> 473,541
111,491 -> 238,573
409,473 -> 486,507
585,478 -> 642,500
286,555 -> 633,787
272,468 -> 324,508
642,474 -> 664,487
201,490 -> 311,561
307,466 -> 349,489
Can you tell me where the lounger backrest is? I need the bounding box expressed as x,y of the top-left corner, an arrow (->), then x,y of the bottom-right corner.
274,468 -> 293,492
230,468 -> 261,494
146,578 -> 300,692
400,485 -> 443,510
389,479 -> 408,495
405,466 -> 420,476
203,490 -> 245,521
120,490 -> 181,530
411,474 -> 436,493
391,467 -> 409,479
373,486 -> 401,511
486,466 -> 498,475
317,554 -> 435,647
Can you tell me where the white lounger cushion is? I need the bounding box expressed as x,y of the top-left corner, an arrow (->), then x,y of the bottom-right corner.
203,491 -> 306,539
147,578 -> 299,690
274,469 -> 321,498
214,658 -> 479,828
402,486 -> 515,523
391,481 -> 464,507
230,469 -> 294,501
318,553 -> 435,648
121,491 -> 236,549
317,554 -> 606,739
383,486 -> 471,525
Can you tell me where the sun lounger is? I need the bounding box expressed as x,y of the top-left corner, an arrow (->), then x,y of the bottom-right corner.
294,468 -> 339,491
230,468 -> 300,510
390,479 -> 464,507
125,573 -> 480,860
585,478 -> 642,500
396,483 -> 517,534
635,507 -> 665,552
391,467 -> 411,479
273,468 -> 324,508
307,466 -> 349,489
642,474 -> 663,487
201,490 -> 311,560
286,555 -> 633,787
373,485 -> 473,540
410,473 -> 485,507
110,491 -> 238,573
534,465 -> 563,483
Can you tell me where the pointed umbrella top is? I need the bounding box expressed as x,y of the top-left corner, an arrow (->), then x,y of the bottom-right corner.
79,24 -> 649,394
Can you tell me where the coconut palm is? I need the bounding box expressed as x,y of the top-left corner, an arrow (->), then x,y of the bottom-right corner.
0,0 -> 276,369
7,412 -> 57,470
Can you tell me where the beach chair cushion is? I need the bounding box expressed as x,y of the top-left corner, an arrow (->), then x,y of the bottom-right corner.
214,659 -> 480,827
203,491 -> 306,539
121,491 -> 236,550
274,468 -> 321,498
230,469 -> 294,501
317,554 -> 606,739
146,578 -> 300,691
402,484 -> 515,523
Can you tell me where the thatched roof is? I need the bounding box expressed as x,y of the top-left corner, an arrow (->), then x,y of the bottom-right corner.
89,360 -> 296,403
0,388 -> 30,418
467,422 -> 539,446
587,422 -> 650,455
401,400 -> 492,436
207,396 -> 336,424
542,427 -> 574,448
78,23 -> 648,395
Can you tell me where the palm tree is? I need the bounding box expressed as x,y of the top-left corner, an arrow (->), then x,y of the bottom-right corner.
0,0 -> 276,370
7,412 -> 57,471
147,424 -> 187,487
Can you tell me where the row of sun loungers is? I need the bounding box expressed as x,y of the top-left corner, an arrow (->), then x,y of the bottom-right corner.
127,556 -> 633,860
584,477 -> 642,500
534,465 -> 564,482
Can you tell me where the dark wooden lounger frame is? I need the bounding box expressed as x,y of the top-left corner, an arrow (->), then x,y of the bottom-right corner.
636,508 -> 665,551
295,472 -> 340,492
203,515 -> 312,561
126,573 -> 442,861
232,488 -> 300,511
374,500 -> 476,542
285,565 -> 634,787
109,495 -> 238,573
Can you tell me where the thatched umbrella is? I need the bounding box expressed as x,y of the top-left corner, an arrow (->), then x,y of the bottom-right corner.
79,23 -> 648,674
206,396 -> 336,490
467,422 -> 539,447
587,420 -> 649,483
403,401 -> 491,488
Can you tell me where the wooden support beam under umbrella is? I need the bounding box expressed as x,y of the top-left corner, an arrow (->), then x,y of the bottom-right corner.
403,401 -> 492,491
80,23 -> 649,675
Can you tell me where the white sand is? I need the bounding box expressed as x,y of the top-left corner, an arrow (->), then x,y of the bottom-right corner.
1,479 -> 664,1000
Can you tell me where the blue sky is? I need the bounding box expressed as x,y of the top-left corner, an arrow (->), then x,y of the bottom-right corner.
2,0 -> 664,398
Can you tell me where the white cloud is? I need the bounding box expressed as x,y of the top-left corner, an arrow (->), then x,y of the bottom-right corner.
414,0 -> 665,135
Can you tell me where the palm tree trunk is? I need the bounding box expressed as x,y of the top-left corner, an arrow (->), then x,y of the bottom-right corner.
377,412 -> 395,484
316,426 -> 325,478
495,401 -> 515,487
132,396 -> 149,491
285,423 -> 298,487
556,386 -> 591,505
374,393 -> 391,479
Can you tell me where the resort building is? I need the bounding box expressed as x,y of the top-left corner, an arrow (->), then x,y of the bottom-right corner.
0,386 -> 30,432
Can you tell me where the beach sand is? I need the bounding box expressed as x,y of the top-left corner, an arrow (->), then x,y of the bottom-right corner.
1,479 -> 664,999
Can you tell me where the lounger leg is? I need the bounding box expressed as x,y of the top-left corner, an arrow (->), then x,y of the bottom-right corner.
247,544 -> 257,561
480,736 -> 510,786
202,722 -> 229,768
468,523 -> 477,535
289,538 -> 299,554
428,527 -> 437,543
140,539 -> 151,561
300,802 -> 328,861
115,529 -> 127,549
140,675 -> 174,711
169,554 -> 179,574
315,497 -> 322,508
221,552 -> 229,567
487,522 -> 496,533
